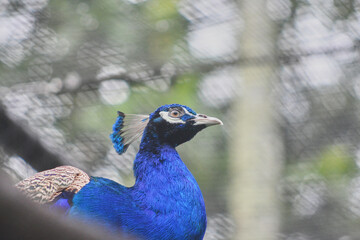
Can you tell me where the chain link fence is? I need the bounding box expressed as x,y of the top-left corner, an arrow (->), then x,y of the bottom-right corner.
1,0 -> 360,239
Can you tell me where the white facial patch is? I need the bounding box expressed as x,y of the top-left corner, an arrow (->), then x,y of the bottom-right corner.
159,111 -> 186,124
183,108 -> 195,116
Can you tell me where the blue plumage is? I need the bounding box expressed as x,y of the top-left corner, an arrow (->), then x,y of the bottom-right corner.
110,111 -> 126,154
71,145 -> 206,239
17,104 -> 223,240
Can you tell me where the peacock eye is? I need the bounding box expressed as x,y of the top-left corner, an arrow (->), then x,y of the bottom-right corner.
169,110 -> 181,118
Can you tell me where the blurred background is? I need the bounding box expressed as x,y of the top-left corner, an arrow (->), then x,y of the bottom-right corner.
1,0 -> 360,239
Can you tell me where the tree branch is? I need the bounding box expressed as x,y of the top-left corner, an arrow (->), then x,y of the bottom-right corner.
0,105 -> 65,171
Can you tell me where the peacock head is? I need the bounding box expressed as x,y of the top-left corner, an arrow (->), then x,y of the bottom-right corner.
110,104 -> 223,154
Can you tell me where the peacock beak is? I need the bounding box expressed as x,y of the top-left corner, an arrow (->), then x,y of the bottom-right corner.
192,114 -> 223,126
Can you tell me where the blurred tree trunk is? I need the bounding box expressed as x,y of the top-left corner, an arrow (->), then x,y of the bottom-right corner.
229,0 -> 283,239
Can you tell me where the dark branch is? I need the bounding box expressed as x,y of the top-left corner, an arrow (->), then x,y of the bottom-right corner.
0,105 -> 65,172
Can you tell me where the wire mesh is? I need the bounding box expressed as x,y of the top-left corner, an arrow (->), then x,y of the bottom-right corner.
1,0 -> 360,239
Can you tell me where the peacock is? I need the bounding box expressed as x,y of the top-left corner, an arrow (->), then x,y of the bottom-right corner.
16,104 -> 223,240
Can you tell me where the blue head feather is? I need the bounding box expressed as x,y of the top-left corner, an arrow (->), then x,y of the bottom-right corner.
110,104 -> 198,154
110,111 -> 149,155
149,104 -> 197,120
143,104 -> 208,148
110,111 -> 126,154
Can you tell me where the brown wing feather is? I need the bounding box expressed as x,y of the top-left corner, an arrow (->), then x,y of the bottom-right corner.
15,166 -> 90,204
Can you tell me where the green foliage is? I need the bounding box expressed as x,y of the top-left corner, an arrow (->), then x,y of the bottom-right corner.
46,0 -> 188,66
316,144 -> 357,180
143,0 -> 179,21
286,144 -> 357,182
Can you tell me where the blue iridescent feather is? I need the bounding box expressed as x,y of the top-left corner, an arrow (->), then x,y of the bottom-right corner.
71,144 -> 206,239
110,111 -> 149,155
110,111 -> 126,154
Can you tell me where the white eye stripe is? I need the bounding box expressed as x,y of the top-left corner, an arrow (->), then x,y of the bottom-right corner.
183,107 -> 195,116
159,111 -> 186,124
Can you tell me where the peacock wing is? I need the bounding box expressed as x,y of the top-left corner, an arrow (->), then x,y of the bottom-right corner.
15,166 -> 90,204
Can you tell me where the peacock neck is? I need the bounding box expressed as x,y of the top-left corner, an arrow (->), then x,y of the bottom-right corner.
133,128 -> 191,186
131,128 -> 207,240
